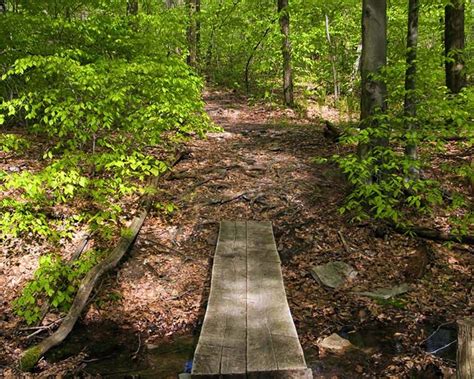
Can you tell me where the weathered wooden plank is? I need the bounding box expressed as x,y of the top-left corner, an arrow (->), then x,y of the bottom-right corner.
247,369 -> 313,379
246,221 -> 280,263
247,222 -> 278,372
193,221 -> 247,376
215,220 -> 237,258
247,222 -> 306,373
194,220 -> 310,378
220,221 -> 247,375
193,221 -> 237,375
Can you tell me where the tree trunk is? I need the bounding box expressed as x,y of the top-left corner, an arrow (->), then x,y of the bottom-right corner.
245,27 -> 271,94
457,319 -> 474,379
186,0 -> 199,68
404,0 -> 419,175
196,0 -> 201,62
278,0 -> 294,107
0,0 -> 7,13
127,0 -> 139,15
445,0 -> 466,94
325,14 -> 339,101
358,0 -> 388,158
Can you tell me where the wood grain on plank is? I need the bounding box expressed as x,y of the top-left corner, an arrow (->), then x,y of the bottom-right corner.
193,221 -> 247,376
247,222 -> 306,373
193,220 -> 310,378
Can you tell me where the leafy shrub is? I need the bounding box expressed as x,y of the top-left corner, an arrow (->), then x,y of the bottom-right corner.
14,252 -> 99,325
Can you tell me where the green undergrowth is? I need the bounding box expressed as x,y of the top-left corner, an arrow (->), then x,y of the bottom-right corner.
0,11 -> 212,325
14,251 -> 100,325
314,86 -> 474,239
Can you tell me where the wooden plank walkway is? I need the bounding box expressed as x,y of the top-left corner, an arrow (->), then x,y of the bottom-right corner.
192,221 -> 312,378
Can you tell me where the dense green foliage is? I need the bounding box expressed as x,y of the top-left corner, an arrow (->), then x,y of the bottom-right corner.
0,3 -> 209,244
200,0 -> 473,234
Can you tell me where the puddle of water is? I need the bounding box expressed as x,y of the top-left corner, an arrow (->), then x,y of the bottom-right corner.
344,326 -> 403,355
304,323 -> 457,378
45,321 -> 194,378
423,325 -> 457,361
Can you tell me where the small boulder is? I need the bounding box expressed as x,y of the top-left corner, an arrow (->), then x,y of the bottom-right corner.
311,261 -> 357,289
318,333 -> 354,353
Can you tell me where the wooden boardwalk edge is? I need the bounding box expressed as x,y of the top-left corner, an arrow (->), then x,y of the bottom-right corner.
192,221 -> 311,378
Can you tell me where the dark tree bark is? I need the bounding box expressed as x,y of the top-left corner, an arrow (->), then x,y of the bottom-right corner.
186,0 -> 199,68
404,0 -> 419,174
358,0 -> 388,158
127,0 -> 139,15
445,0 -> 466,93
0,0 -> 6,13
278,0 -> 294,107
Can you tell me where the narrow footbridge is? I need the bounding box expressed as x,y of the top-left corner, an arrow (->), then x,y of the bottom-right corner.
192,221 -> 312,378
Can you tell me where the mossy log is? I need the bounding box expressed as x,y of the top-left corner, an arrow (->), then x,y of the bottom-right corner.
19,212 -> 147,371
391,224 -> 474,245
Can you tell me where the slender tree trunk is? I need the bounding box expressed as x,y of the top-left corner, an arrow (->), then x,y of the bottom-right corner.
457,319 -> 474,379
445,0 -> 466,93
404,0 -> 419,175
186,0 -> 199,68
325,14 -> 339,101
127,0 -> 139,15
245,27 -> 271,94
278,0 -> 294,107
358,0 -> 388,158
196,0 -> 201,61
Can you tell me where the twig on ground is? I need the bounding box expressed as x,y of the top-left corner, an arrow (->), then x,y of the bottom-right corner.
427,340 -> 457,355
419,322 -> 455,345
337,230 -> 351,253
208,192 -> 248,206
132,334 -> 141,360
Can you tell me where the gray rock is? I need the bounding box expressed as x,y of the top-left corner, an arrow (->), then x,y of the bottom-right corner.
318,333 -> 354,353
353,283 -> 410,300
311,261 -> 357,288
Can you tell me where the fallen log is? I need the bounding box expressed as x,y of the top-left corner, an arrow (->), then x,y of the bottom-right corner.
19,150 -> 186,371
392,224 -> 474,245
19,212 -> 147,371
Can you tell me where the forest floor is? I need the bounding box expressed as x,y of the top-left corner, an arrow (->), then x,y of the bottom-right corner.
1,88 -> 473,378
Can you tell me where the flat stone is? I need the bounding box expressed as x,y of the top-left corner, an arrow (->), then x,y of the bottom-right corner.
353,283 -> 410,300
206,132 -> 234,139
318,333 -> 353,353
311,261 -> 357,288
